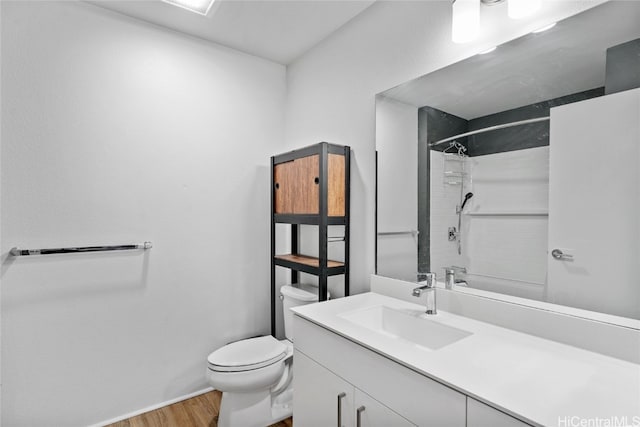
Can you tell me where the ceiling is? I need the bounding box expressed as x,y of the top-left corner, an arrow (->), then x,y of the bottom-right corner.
89,0 -> 376,65
381,1 -> 640,120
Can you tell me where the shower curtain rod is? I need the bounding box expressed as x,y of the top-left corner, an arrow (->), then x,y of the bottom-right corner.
429,116 -> 550,148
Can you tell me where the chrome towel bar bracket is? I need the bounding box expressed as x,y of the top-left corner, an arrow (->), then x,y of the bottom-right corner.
9,242 -> 153,257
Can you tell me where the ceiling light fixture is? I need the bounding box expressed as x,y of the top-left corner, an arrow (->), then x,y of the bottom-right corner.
162,0 -> 215,16
451,0 -> 544,43
452,0 -> 481,44
508,0 -> 541,19
532,22 -> 557,33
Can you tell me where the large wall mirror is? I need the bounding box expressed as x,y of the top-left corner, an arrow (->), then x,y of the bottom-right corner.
375,1 -> 640,323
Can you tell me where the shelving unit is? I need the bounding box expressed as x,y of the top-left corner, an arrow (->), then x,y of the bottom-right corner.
443,153 -> 467,185
270,142 -> 350,336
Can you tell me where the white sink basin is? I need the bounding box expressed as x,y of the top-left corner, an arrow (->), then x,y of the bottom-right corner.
339,305 -> 472,350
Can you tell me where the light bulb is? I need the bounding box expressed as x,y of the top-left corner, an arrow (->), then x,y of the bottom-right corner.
508,0 -> 541,19
452,0 -> 481,44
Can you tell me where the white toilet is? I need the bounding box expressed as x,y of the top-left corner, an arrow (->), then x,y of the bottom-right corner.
206,284 -> 324,427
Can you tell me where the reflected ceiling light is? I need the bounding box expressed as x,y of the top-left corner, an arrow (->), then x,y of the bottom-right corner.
162,0 -> 215,16
452,0 -> 481,44
508,0 -> 541,19
532,22 -> 557,33
479,46 -> 497,54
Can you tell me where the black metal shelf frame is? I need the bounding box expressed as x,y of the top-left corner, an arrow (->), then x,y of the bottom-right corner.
273,258 -> 346,276
270,142 -> 351,337
273,214 -> 347,225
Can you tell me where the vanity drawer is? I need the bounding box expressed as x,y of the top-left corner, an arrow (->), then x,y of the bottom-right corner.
294,315 -> 466,426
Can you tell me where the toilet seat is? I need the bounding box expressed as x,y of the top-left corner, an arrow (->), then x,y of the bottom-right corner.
208,336 -> 287,373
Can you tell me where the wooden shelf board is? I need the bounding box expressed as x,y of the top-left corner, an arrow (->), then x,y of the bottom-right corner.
275,254 -> 344,268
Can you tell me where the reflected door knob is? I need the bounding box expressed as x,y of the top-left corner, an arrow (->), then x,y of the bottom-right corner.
551,249 -> 574,260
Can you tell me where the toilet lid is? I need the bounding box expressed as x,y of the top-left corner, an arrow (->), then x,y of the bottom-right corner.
207,336 -> 287,372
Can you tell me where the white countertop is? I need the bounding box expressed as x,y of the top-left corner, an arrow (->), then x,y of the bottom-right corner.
292,292 -> 640,427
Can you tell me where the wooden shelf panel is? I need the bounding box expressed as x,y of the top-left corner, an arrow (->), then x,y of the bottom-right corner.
275,254 -> 344,268
274,214 -> 346,225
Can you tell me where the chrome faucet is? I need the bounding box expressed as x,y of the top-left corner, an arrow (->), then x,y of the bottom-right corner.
412,272 -> 437,315
444,266 -> 467,289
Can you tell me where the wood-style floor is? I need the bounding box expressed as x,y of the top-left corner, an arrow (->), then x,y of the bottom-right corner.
106,390 -> 293,427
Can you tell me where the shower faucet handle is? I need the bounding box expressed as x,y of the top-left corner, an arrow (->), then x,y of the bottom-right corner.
448,227 -> 458,241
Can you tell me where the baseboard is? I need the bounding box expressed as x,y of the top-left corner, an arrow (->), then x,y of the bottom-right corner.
88,387 -> 215,427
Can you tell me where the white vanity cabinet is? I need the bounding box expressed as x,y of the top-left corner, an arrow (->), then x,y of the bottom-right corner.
293,314 -> 535,427
292,291 -> 638,427
293,315 -> 467,427
294,350 -> 415,427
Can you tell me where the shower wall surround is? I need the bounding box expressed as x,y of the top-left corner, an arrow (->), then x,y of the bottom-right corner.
430,148 -> 549,300
466,88 -> 604,156
605,38 -> 640,95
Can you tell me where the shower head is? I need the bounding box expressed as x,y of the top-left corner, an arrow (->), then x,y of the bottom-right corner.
461,192 -> 474,210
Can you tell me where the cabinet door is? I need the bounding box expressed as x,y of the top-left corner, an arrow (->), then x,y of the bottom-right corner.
274,156 -> 320,214
292,155 -> 319,214
294,350 -> 354,427
274,160 -> 294,214
467,398 -> 531,427
354,389 -> 415,427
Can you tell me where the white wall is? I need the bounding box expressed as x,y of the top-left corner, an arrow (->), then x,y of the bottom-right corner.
0,1 -> 3,418
375,97 -> 417,281
285,0 -> 605,294
0,2 -> 285,426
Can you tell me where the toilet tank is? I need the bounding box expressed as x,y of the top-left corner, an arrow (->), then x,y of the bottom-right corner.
280,284 -> 328,341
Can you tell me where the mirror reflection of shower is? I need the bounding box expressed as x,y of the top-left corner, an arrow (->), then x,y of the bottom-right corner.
456,192 -> 474,254
442,141 -> 471,255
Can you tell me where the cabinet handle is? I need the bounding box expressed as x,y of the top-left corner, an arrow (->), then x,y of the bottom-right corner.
337,392 -> 346,427
356,405 -> 366,427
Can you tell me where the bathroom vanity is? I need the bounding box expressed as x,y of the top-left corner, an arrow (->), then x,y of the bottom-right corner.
291,287 -> 640,427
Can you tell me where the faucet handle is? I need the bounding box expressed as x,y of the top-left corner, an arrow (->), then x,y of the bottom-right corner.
427,272 -> 436,284
417,272 -> 436,286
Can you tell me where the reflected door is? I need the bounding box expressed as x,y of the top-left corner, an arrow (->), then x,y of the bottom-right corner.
547,88 -> 640,319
